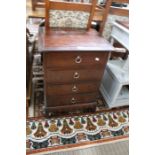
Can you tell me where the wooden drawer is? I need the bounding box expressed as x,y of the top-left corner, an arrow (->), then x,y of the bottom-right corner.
44,102 -> 97,113
46,92 -> 99,107
47,82 -> 100,95
44,52 -> 109,70
46,68 -> 103,84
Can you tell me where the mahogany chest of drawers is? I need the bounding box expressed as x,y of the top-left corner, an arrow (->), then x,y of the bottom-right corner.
38,28 -> 114,115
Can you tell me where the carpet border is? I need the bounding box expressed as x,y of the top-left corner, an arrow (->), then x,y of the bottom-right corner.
26,135 -> 128,155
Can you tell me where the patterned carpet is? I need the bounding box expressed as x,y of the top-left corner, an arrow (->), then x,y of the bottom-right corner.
26,109 -> 129,154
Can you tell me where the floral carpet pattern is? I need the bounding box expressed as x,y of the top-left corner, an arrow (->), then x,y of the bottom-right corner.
26,109 -> 129,153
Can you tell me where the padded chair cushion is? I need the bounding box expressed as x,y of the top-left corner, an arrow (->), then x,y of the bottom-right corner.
103,15 -> 128,40
49,10 -> 90,28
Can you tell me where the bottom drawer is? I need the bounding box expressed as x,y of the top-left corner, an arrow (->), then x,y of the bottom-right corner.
44,102 -> 97,114
46,92 -> 99,107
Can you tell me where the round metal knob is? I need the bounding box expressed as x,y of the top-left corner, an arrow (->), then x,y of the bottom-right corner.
72,85 -> 78,92
71,97 -> 76,104
75,56 -> 82,63
73,72 -> 80,79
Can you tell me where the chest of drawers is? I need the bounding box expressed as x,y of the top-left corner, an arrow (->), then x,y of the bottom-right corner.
38,28 -> 114,115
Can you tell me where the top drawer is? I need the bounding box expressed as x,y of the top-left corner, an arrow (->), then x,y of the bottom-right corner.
44,52 -> 109,70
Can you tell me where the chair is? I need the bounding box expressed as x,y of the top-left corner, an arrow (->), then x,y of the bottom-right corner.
45,0 -> 97,30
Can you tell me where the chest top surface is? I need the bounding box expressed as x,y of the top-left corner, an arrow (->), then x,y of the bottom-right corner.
38,28 -> 114,52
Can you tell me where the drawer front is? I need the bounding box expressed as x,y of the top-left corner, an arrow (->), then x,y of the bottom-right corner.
46,69 -> 103,84
45,102 -> 97,113
44,52 -> 109,69
47,82 -> 100,95
46,93 -> 99,107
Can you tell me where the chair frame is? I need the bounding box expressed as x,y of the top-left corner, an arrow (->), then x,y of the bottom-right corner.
31,0 -> 45,11
45,0 -> 97,30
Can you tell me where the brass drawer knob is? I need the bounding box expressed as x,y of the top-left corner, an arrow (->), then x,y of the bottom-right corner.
75,56 -> 82,63
72,85 -> 78,92
73,72 -> 80,79
71,97 -> 76,104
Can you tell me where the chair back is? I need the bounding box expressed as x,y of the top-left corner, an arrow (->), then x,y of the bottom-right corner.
45,0 -> 97,30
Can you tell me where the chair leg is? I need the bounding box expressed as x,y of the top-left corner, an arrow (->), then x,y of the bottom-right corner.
31,0 -> 36,11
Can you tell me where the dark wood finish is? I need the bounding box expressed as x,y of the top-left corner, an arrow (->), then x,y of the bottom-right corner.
44,52 -> 109,69
47,82 -> 100,95
46,69 -> 105,84
45,0 -> 97,30
46,93 -> 99,106
44,102 -> 97,113
39,28 -> 114,51
39,1 -> 114,115
39,27 -> 114,114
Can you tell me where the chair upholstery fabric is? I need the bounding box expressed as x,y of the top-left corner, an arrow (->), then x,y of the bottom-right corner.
49,10 -> 90,28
